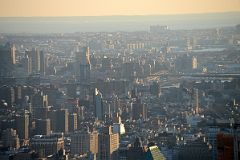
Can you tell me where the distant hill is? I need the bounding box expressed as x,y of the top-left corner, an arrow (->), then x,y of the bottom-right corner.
0,12 -> 240,33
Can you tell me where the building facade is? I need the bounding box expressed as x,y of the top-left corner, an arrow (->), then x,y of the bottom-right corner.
0,42 -> 16,77
75,46 -> 91,82
98,126 -> 119,160
30,133 -> 64,158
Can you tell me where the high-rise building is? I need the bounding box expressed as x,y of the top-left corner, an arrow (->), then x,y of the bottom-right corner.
75,46 -> 91,82
206,126 -> 220,160
102,56 -> 112,71
24,51 -> 32,75
49,110 -> 57,132
0,119 -> 15,131
31,92 -> 49,119
217,133 -> 234,160
0,85 -> 15,106
90,131 -> 99,156
70,128 -> 98,156
93,88 -> 104,121
112,114 -> 125,135
175,138 -> 211,160
146,145 -> 166,160
25,48 -> 45,75
30,133 -> 64,158
40,51 -> 45,76
32,92 -> 48,108
69,113 -> 78,132
150,25 -> 168,33
35,118 -> 51,136
1,128 -> 20,149
132,99 -> 147,121
0,42 -> 16,76
26,48 -> 40,74
192,56 -> 198,70
22,54 -> 32,75
126,138 -> 146,160
32,48 -> 40,73
98,126 -> 119,160
175,54 -> 193,73
95,79 -> 129,96
14,85 -> 22,105
194,88 -> 199,115
79,106 -> 85,121
15,113 -> 29,140
54,109 -> 69,133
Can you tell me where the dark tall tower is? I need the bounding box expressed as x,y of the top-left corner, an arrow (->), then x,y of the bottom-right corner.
15,113 -> 29,140
55,109 -> 69,133
75,46 -> 91,82
98,126 -> 119,160
32,48 -> 40,74
132,99 -> 147,121
0,85 -> 15,106
40,51 -> 45,76
0,42 -> 16,76
102,56 -> 112,71
26,48 -> 41,74
31,92 -> 48,119
35,118 -> 51,135
93,88 -> 104,121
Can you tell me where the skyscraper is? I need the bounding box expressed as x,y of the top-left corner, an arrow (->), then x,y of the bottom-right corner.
192,56 -> 198,70
132,99 -> 148,121
69,113 -> 78,132
0,42 -> 16,76
25,48 -> 40,74
1,128 -> 20,149
40,50 -> 46,76
32,48 -> 40,74
75,46 -> 91,82
190,88 -> 200,115
93,88 -> 104,121
53,109 -> 69,133
15,113 -> 29,140
25,48 -> 45,75
0,85 -> 15,106
112,113 -> 125,135
102,56 -> 112,71
217,133 -> 235,160
31,92 -> 49,119
126,138 -> 145,160
98,126 -> 119,160
70,128 -> 98,156
35,118 -> 51,136
175,139 -> 211,160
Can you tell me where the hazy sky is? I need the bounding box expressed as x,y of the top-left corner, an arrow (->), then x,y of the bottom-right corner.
0,0 -> 240,17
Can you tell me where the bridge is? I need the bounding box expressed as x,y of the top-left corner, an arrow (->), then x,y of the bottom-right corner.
150,73 -> 240,79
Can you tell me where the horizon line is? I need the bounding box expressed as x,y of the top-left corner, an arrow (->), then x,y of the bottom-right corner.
0,11 -> 240,18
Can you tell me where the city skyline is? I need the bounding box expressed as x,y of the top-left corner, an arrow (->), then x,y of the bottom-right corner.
0,0 -> 240,17
0,0 -> 240,159
0,22 -> 240,160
